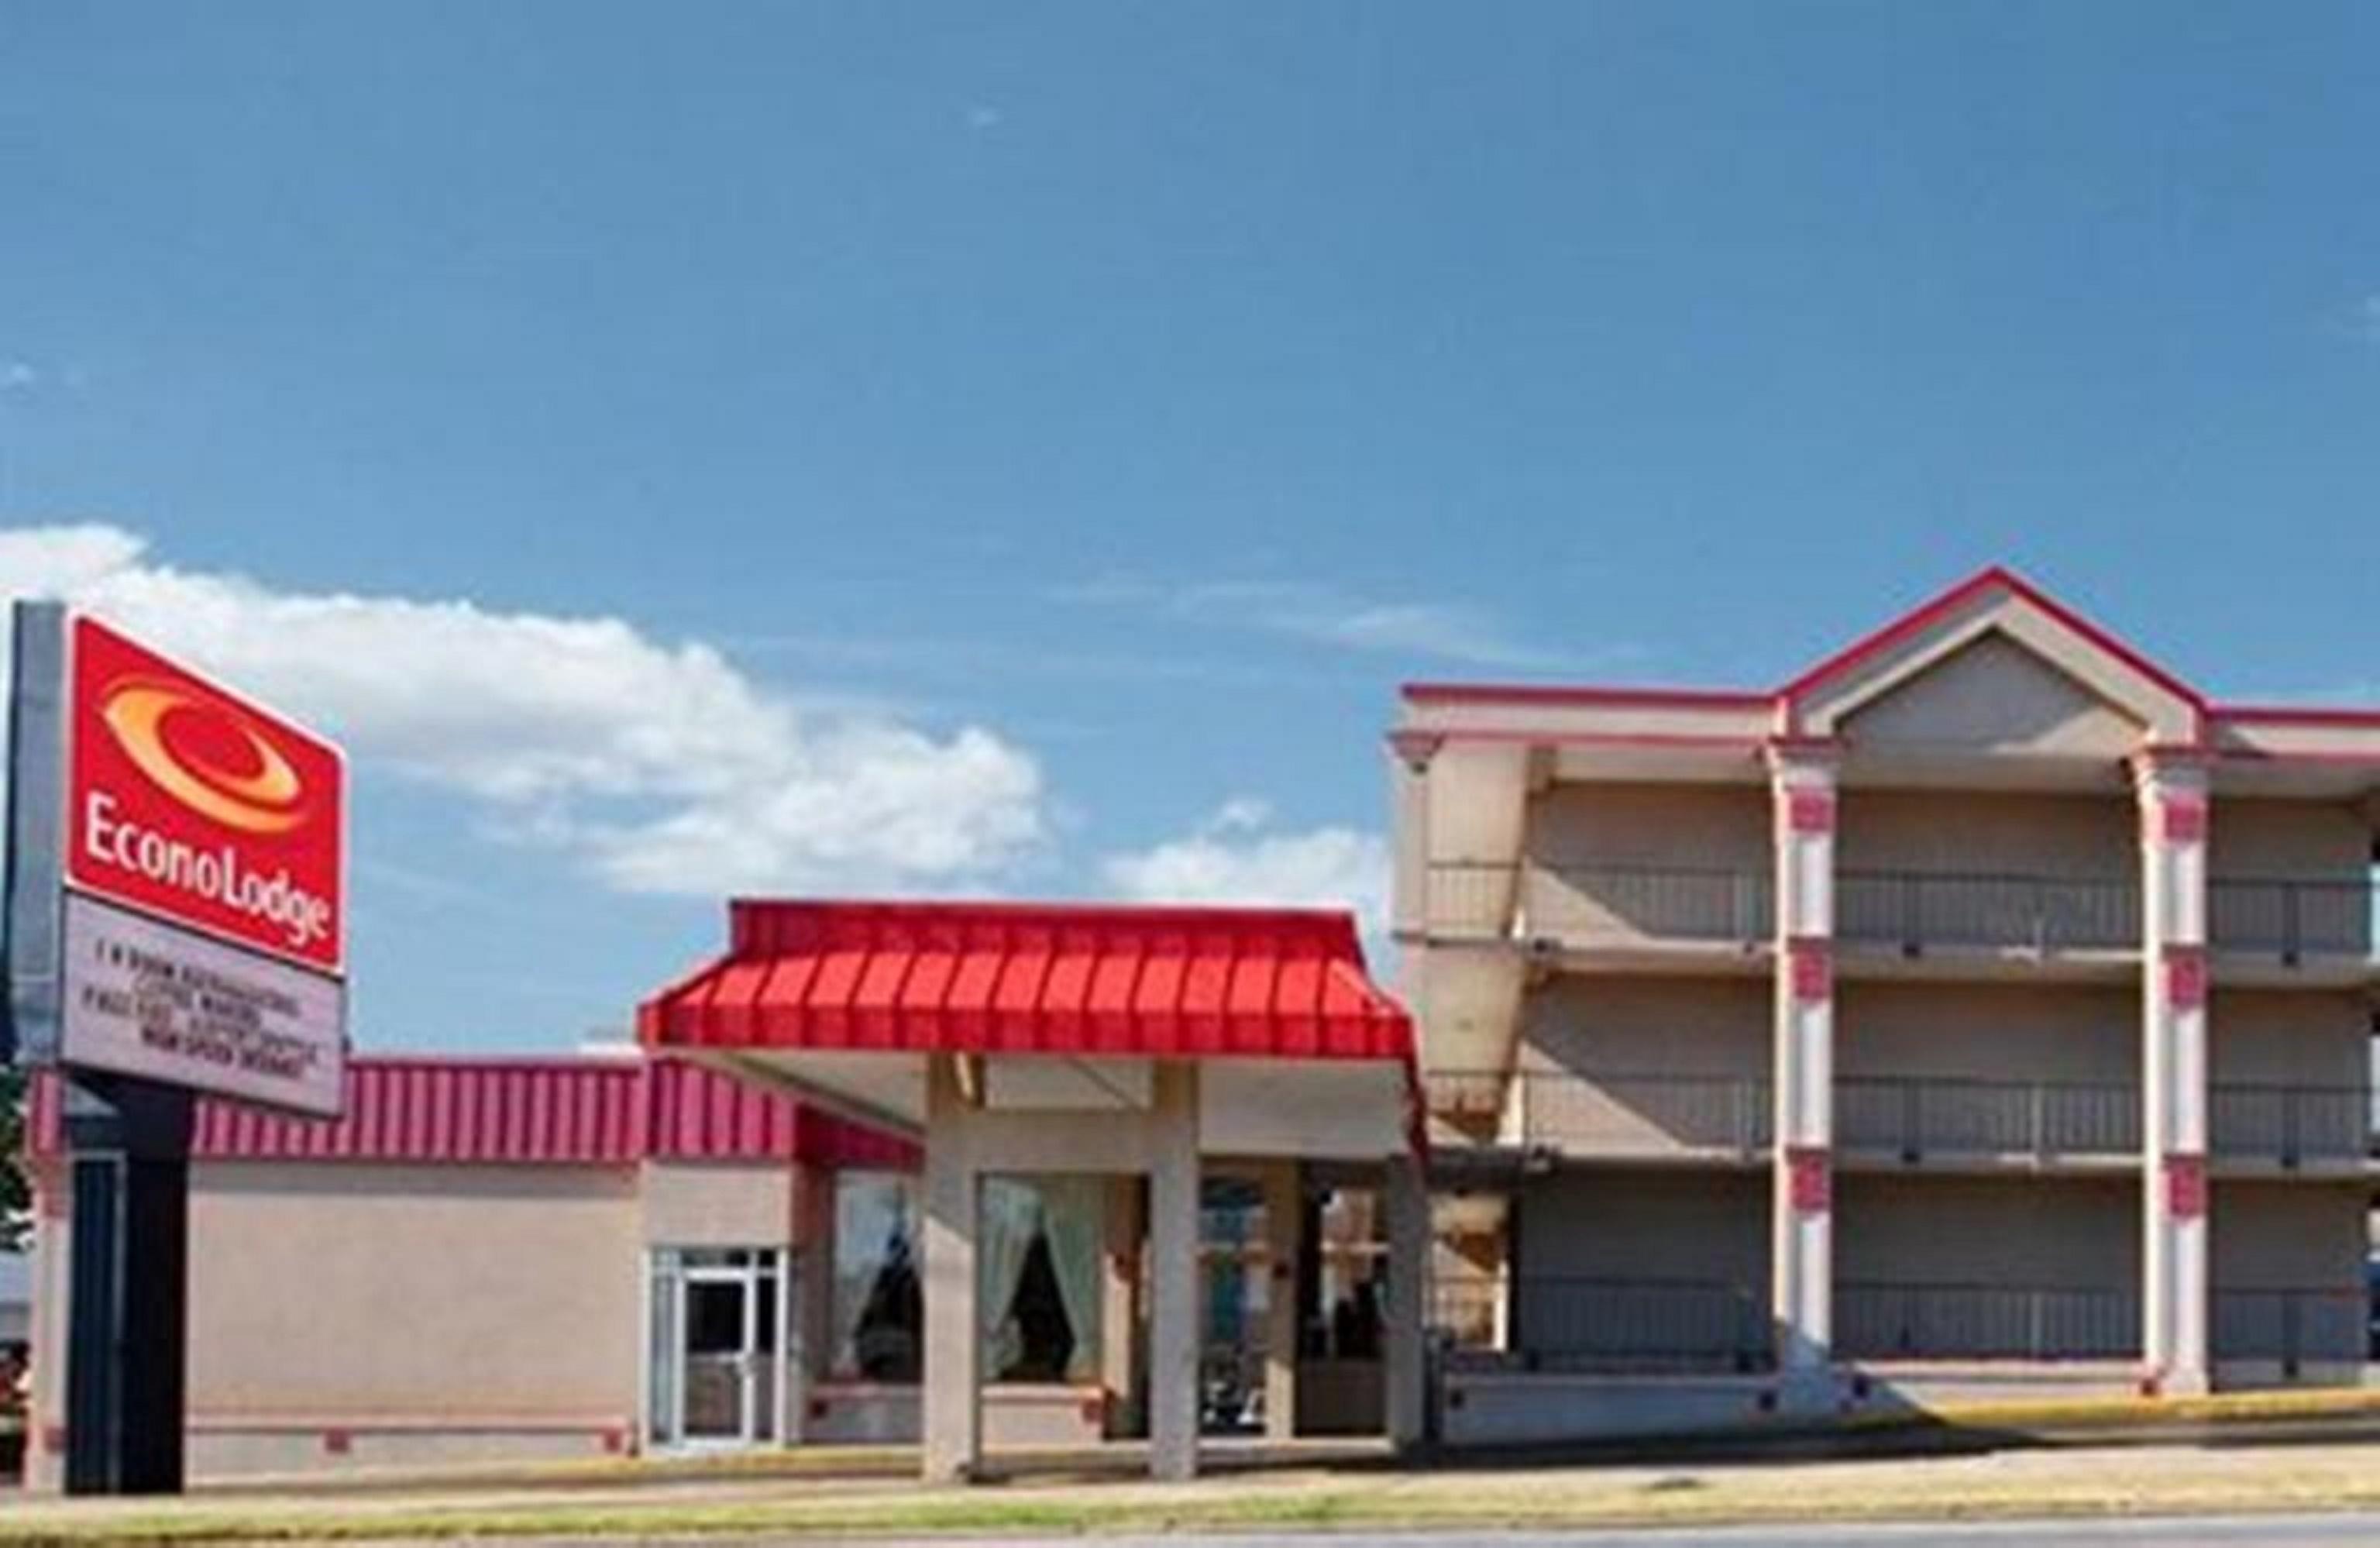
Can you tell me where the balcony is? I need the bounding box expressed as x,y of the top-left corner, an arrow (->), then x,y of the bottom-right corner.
2209,878 -> 2377,964
1837,871 -> 2138,957
1429,1070 -> 1771,1162
1835,1281 -> 2137,1361
1837,1077 -> 2138,1165
1435,1274 -> 1773,1374
2213,1288 -> 2372,1371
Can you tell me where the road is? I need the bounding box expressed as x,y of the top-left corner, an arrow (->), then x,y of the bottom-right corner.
872,1517 -> 2380,1547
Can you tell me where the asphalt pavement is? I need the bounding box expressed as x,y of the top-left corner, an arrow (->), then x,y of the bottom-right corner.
871,1515 -> 2380,1547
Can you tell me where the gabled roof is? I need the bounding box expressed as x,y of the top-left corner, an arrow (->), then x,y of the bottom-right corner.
1401,565 -> 2380,761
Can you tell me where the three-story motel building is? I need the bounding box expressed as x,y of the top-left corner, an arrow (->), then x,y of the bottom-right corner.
21,568 -> 2379,1484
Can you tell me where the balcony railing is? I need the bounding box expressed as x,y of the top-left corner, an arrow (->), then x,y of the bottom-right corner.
2209,1084 -> 2377,1168
1435,1274 -> 1773,1373
1428,1069 -> 1772,1158
1836,1076 -> 2140,1161
1837,871 -> 2140,955
1421,861 -> 1772,947
2213,1288 -> 2371,1369
1835,1281 -> 2137,1361
2208,878 -> 2377,962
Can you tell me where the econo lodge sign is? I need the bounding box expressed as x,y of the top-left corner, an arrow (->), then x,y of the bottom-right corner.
65,617 -> 345,972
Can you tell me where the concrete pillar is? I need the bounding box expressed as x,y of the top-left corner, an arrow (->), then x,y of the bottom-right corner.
787,1161 -> 836,1445
2134,750 -> 2211,1395
1259,1160 -> 1301,1442
1099,1174 -> 1143,1439
921,1054 -> 981,1481
1767,742 -> 1838,1375
1382,1154 -> 1429,1450
1147,1061 -> 1202,1481
1388,732 -> 1440,944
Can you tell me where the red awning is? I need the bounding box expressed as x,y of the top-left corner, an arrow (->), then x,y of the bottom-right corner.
640,900 -> 1412,1061
638,900 -> 1420,1158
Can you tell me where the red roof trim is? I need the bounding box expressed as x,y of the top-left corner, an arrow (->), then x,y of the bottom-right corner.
1401,682 -> 1773,710
28,1054 -> 910,1170
2213,703 -> 2380,729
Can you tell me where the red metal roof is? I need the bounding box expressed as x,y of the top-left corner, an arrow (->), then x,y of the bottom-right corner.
638,900 -> 1414,1062
27,1054 -> 915,1170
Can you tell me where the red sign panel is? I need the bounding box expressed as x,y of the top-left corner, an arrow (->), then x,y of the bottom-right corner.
1785,788 -> 1835,836
2159,795 -> 2207,845
63,618 -> 345,973
1787,1146 -> 1831,1214
2164,947 -> 2206,1013
1787,938 -> 1832,1003
2165,1153 -> 2207,1219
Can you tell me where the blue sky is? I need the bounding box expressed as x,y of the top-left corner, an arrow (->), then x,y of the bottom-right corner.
3,2 -> 2377,1051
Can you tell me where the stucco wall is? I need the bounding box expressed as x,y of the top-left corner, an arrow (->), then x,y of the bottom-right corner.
1518,978 -> 1766,1080
1834,1175 -> 2137,1288
1526,783 -> 1768,870
185,1161 -> 642,1421
2209,800 -> 2372,879
641,1161 -> 796,1248
2211,1182 -> 2367,1289
1838,633 -> 2143,759
1837,790 -> 2134,878
1515,1168 -> 1767,1286
2210,990 -> 2370,1087
1835,982 -> 2136,1083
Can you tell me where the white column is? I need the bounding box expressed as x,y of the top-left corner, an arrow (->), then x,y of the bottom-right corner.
1388,732 -> 1440,944
1099,1175 -> 1142,1440
787,1161 -> 836,1446
2134,750 -> 2210,1395
1147,1061 -> 1202,1481
921,1053 -> 981,1481
1768,743 -> 1838,1375
1382,1153 -> 1430,1449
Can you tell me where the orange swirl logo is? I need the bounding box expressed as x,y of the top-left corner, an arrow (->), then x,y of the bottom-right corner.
98,679 -> 310,836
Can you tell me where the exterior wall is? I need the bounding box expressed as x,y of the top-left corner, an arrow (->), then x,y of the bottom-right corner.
1834,1175 -> 2137,1292
2210,1181 -> 2370,1388
1838,634 -> 2143,759
1837,790 -> 2134,879
2208,800 -> 2371,878
1528,784 -> 1769,871
1518,977 -> 1766,1079
1837,982 -> 2136,1085
640,1160 -> 796,1248
2210,991 -> 2368,1087
1515,1169 -> 1767,1290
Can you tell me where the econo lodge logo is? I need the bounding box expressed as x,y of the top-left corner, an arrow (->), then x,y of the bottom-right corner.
66,618 -> 345,973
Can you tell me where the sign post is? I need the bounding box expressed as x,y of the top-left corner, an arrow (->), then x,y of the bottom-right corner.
4,602 -> 348,1493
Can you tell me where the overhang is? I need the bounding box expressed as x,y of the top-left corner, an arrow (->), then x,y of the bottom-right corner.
638,900 -> 1421,1161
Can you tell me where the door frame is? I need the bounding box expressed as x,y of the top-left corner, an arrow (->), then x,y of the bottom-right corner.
642,1247 -> 790,1453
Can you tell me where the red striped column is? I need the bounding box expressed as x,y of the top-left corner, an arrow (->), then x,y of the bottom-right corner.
2134,748 -> 2210,1395
1769,741 -> 1838,1374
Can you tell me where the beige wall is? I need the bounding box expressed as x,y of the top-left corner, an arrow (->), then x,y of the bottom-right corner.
186,1161 -> 641,1421
1838,790 -> 2134,878
1518,977 -> 1766,1080
641,1161 -> 796,1249
2210,990 -> 2370,1087
1526,783 -> 1767,871
1515,1168 -> 1767,1287
2210,800 -> 2372,878
1835,1175 -> 2138,1288
1837,983 -> 2137,1084
2210,1182 -> 2367,1290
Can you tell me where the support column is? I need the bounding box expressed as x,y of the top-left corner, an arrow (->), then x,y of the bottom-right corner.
787,1161 -> 835,1445
1099,1175 -> 1143,1440
1259,1160 -> 1301,1443
1767,743 -> 1838,1378
1147,1061 -> 1202,1482
920,1054 -> 981,1481
1382,1154 -> 1429,1450
2134,750 -> 2211,1395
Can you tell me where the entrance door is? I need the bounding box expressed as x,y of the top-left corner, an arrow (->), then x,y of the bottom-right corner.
647,1248 -> 785,1451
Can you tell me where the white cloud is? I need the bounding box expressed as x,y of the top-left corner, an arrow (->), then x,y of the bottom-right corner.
1055,575 -> 1580,669
0,361 -> 37,393
1102,799 -> 1389,931
0,524 -> 1047,895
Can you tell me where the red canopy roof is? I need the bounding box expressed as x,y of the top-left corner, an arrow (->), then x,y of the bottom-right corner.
639,900 -> 1413,1063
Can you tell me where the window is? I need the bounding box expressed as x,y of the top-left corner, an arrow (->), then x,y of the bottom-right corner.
831,1172 -> 921,1382
982,1175 -> 1105,1385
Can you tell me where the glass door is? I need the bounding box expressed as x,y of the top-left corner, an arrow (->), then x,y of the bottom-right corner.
647,1248 -> 786,1451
